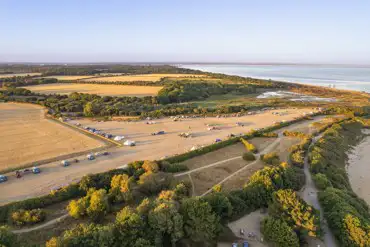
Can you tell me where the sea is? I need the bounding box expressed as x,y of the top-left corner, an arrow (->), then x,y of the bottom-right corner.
181,64 -> 370,93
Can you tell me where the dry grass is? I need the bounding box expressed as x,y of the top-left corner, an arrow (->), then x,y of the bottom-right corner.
0,103 -> 104,172
83,73 -> 206,82
23,83 -> 163,97
222,160 -> 265,192
41,75 -> 96,80
191,161 -> 250,195
179,143 -> 246,170
0,73 -> 41,78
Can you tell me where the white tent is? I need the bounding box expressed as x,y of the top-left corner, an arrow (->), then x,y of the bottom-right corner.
114,136 -> 125,141
124,140 -> 136,146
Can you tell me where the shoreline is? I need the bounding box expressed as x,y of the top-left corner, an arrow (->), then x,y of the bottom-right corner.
346,129 -> 370,205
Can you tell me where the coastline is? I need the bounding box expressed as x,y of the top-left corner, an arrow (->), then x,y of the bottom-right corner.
346,129 -> 370,205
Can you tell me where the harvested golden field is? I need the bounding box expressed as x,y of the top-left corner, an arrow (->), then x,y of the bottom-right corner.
23,83 -> 163,96
0,103 -> 104,172
42,75 -> 96,80
83,73 -> 206,82
0,73 -> 41,78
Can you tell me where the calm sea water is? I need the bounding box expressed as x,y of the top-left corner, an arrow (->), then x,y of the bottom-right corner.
181,64 -> 370,92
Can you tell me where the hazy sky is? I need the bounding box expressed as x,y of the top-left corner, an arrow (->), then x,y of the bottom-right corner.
1,0 -> 370,64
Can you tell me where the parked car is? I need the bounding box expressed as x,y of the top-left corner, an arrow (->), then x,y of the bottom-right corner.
0,175 -> 7,183
232,243 -> 238,247
243,241 -> 249,247
61,160 -> 70,167
87,154 -> 95,160
32,167 -> 41,174
151,131 -> 165,135
102,151 -> 109,156
215,138 -> 222,143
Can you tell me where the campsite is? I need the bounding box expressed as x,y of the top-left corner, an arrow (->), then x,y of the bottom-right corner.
0,107 -> 315,205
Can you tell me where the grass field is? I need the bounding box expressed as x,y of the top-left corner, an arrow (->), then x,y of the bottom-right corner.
0,73 -> 41,78
0,103 -> 104,172
23,83 -> 163,96
41,75 -> 97,80
82,73 -> 206,82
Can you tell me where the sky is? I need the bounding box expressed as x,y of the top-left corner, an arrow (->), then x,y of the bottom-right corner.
1,0 -> 370,64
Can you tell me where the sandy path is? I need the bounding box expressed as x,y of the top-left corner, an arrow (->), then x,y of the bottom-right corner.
347,129 -> 370,205
0,108 -> 317,205
12,214 -> 69,234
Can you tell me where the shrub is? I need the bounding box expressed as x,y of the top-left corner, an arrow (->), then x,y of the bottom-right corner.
68,189 -> 110,222
240,138 -> 258,153
313,173 -> 332,190
11,208 -> 46,226
0,225 -> 18,247
261,216 -> 299,247
160,161 -> 188,173
142,160 -> 159,173
243,152 -> 256,161
260,152 -> 280,166
268,189 -> 321,238
289,150 -> 305,168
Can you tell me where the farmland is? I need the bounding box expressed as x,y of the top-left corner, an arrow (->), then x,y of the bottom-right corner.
0,103 -> 104,172
82,73 -> 206,82
0,73 -> 41,78
23,83 -> 163,96
0,107 -> 316,205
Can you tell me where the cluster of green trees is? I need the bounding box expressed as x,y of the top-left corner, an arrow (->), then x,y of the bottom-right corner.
261,216 -> 300,247
157,81 -> 257,104
1,84 -> 265,118
0,226 -> 18,247
0,64 -> 202,76
260,152 -> 280,166
308,119 -> 370,246
269,189 -> 321,238
2,77 -> 58,87
11,208 -> 46,226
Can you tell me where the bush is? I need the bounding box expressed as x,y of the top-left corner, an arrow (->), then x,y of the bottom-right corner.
261,216 -> 299,247
0,225 -> 18,247
67,189 -> 110,222
240,138 -> 258,153
0,183 -> 83,223
313,173 -> 332,190
11,208 -> 46,226
260,152 -> 280,166
243,152 -> 256,161
160,161 -> 188,173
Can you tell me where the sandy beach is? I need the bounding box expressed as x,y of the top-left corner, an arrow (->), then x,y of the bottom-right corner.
347,129 -> 370,205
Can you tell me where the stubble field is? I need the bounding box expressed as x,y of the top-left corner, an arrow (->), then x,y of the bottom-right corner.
23,83 -> 163,96
82,73 -> 206,82
0,103 -> 104,172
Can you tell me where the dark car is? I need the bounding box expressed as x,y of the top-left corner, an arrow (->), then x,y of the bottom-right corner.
0,175 -> 7,183
32,167 -> 41,174
152,131 -> 165,135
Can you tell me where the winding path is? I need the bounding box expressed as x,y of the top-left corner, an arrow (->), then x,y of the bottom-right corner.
12,214 -> 69,234
302,135 -> 338,247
